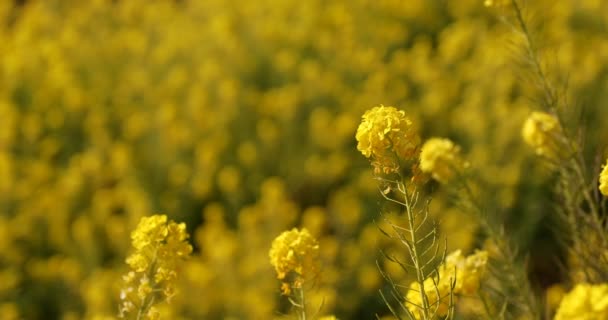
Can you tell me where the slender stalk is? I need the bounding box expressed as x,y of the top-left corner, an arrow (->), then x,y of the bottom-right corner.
135,254 -> 159,320
509,0 -> 608,282
455,174 -> 540,319
404,189 -> 431,320
136,295 -> 156,320
296,287 -> 307,320
510,0 -> 556,110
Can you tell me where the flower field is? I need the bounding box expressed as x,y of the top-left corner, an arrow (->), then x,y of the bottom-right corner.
1,0 -> 607,319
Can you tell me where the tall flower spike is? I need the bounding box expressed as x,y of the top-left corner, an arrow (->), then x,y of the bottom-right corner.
521,111 -> 563,159
599,159 -> 608,197
269,228 -> 320,295
419,138 -> 467,184
119,214 -> 193,319
355,105 -> 420,174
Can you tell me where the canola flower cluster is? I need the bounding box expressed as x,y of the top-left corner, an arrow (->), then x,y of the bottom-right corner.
355,104 -> 491,318
269,228 -> 320,295
554,283 -> 608,320
521,111 -> 564,159
356,105 -> 420,174
119,215 -> 192,319
405,250 -> 488,319
0,0 -> 607,319
419,138 -> 468,184
355,106 -> 467,186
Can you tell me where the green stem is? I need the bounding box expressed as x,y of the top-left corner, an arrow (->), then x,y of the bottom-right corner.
512,0 -> 608,279
135,255 -> 159,320
571,156 -> 604,236
404,189 -> 431,320
510,0 -> 556,109
458,177 -> 540,319
296,287 -> 307,320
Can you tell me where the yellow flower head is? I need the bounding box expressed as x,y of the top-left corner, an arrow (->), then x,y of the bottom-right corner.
599,159 -> 608,197
419,138 -> 467,183
446,250 -> 488,295
356,105 -> 420,174
554,283 -> 608,320
269,228 -> 320,294
126,215 -> 193,274
405,250 -> 488,319
521,111 -> 563,158
120,215 -> 193,319
130,215 -> 169,251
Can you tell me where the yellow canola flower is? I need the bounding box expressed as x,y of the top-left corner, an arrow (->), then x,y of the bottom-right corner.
554,283 -> 608,320
599,159 -> 608,197
484,0 -> 510,7
521,111 -> 563,158
356,105 -> 420,174
447,250 -> 488,295
406,250 -> 488,319
419,138 -> 467,183
120,215 -> 193,318
546,284 -> 566,312
130,215 -> 169,251
126,215 -> 192,276
269,228 -> 320,295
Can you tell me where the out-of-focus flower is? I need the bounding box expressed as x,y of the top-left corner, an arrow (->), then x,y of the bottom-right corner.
406,276 -> 453,319
521,111 -> 563,158
546,284 -> 566,312
406,250 -> 488,319
356,105 -> 420,174
554,283 -> 608,320
448,250 -> 488,295
599,159 -> 608,197
0,303 -> 19,320
120,215 -> 193,318
484,0 -> 510,7
269,228 -> 320,295
419,138 -> 467,183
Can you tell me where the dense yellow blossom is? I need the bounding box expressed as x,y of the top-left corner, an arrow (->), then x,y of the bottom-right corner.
554,283 -> 608,320
0,0 -> 606,318
600,159 -> 608,196
130,215 -> 170,252
356,105 -> 420,174
269,228 -> 320,295
120,215 -> 192,318
406,250 -> 488,319
419,138 -> 467,183
448,250 -> 488,295
521,111 -> 563,158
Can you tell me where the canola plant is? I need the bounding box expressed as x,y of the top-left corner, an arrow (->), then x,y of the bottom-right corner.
0,0 -> 607,319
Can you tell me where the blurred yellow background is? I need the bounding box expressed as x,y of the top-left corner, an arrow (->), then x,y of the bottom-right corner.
0,0 -> 607,319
